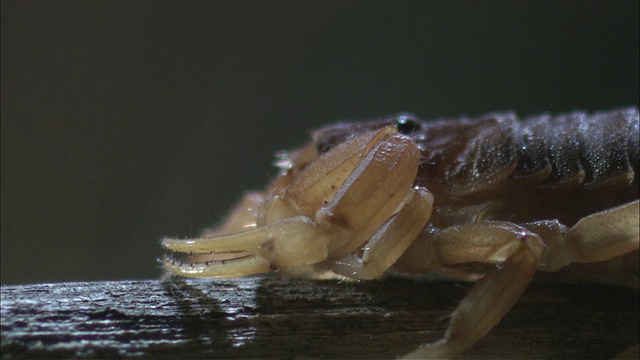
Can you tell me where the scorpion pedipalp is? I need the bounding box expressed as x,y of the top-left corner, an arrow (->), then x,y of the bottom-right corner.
162,125 -> 434,278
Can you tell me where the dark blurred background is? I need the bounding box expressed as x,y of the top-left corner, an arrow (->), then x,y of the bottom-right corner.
2,1 -> 638,285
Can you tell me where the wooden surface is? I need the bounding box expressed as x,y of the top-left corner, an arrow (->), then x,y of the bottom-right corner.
1,277 -> 638,359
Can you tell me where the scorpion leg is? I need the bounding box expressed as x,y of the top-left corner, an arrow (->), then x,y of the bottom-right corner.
402,222 -> 545,359
519,200 -> 639,273
329,187 -> 434,279
558,200 -> 639,360
556,200 -> 639,268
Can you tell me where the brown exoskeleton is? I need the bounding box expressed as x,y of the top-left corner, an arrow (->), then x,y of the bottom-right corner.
162,108 -> 639,358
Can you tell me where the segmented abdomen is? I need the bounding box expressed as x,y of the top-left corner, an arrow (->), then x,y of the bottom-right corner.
515,108 -> 638,192
414,108 -> 639,200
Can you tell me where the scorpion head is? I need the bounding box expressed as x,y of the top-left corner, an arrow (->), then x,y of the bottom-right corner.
162,116 -> 433,279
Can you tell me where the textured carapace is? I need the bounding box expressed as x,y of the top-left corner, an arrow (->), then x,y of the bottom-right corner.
313,108 -> 638,227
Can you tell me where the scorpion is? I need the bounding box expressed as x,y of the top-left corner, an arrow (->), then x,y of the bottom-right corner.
162,108 -> 639,358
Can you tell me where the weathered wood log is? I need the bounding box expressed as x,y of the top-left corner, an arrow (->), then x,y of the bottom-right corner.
1,277 -> 637,359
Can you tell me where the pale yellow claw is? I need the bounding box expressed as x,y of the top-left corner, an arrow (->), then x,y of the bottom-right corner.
162,226 -> 274,254
161,125 -> 427,278
162,253 -> 271,278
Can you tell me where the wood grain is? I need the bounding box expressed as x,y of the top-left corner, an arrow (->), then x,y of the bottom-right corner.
1,277 -> 637,359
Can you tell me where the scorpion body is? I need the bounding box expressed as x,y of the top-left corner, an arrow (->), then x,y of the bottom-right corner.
315,109 -> 638,225
163,108 -> 639,358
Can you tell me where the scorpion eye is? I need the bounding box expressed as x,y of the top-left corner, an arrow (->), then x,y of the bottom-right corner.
395,115 -> 421,134
316,141 -> 331,154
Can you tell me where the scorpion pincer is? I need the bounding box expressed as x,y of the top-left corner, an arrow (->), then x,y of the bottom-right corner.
162,108 -> 639,358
